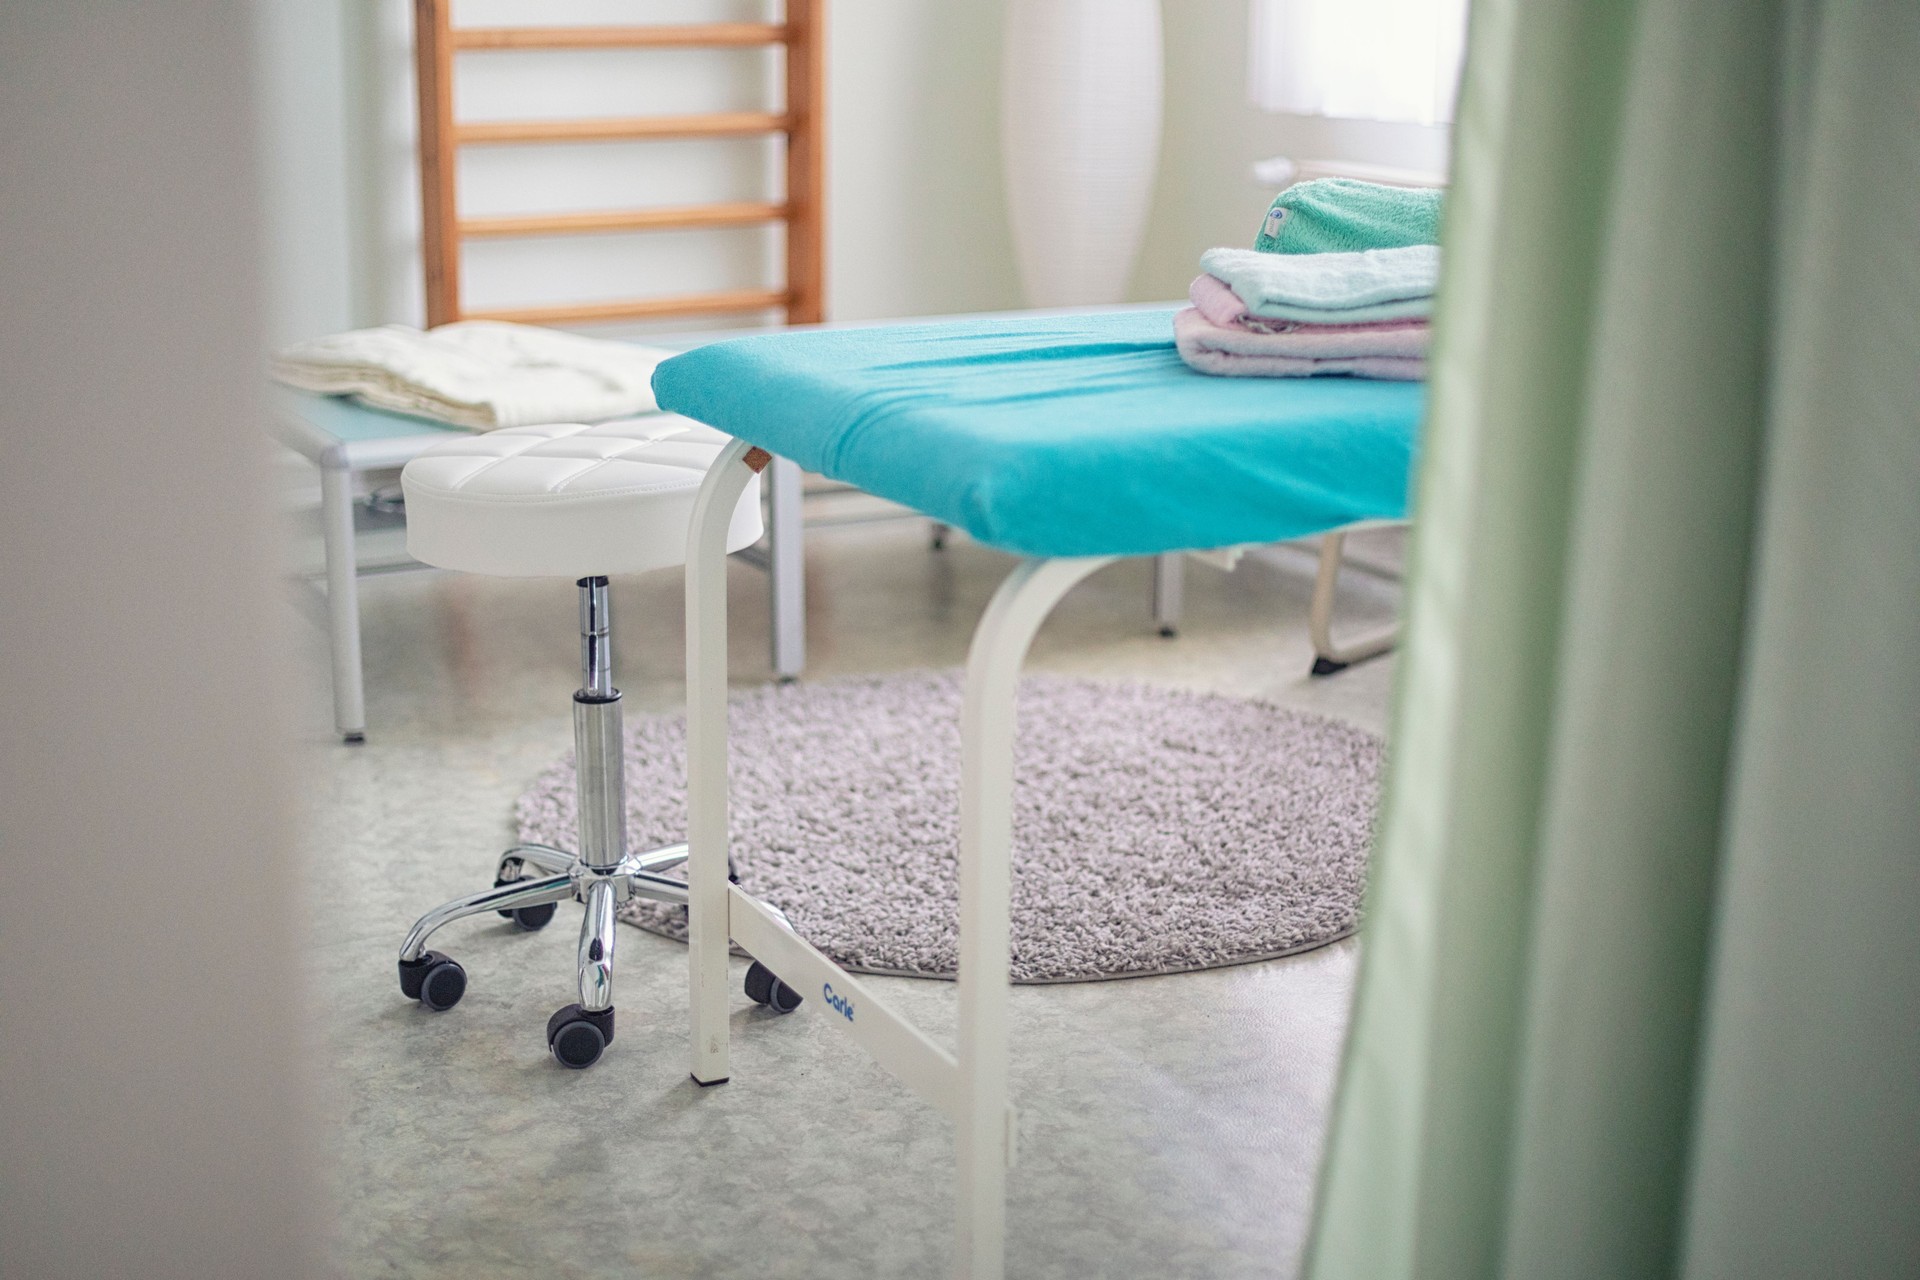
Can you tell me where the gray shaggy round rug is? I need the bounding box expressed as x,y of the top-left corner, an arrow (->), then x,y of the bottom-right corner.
514,671 -> 1382,983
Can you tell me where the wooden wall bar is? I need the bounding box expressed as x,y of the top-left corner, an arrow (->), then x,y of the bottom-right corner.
783,0 -> 825,325
453,23 -> 788,51
413,5 -> 826,329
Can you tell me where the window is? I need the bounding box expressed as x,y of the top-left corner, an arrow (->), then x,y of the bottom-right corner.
1248,0 -> 1470,126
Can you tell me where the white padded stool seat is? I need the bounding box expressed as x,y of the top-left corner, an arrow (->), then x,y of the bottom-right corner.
401,416 -> 762,579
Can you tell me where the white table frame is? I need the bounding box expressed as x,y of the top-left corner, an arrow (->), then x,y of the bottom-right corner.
682,438 -> 1399,1279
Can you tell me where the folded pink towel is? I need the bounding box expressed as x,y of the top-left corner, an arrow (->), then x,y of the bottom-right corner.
1189,272 -> 1282,330
1187,274 -> 1431,358
1174,308 -> 1426,381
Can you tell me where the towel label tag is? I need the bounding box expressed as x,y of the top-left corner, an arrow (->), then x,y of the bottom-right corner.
1262,206 -> 1289,240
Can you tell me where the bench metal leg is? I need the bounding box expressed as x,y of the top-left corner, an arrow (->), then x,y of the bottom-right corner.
955,554 -> 1114,1280
1309,530 -> 1400,675
318,461 -> 367,742
767,454 -> 805,681
1151,552 -> 1184,637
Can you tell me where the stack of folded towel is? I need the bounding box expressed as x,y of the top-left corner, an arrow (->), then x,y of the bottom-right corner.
1176,178 -> 1443,381
1177,245 -> 1437,380
273,320 -> 672,430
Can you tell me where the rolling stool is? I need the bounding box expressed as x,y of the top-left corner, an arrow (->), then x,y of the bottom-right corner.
391,418 -> 780,1069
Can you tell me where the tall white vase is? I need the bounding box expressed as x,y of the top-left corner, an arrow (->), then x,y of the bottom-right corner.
1001,0 -> 1164,307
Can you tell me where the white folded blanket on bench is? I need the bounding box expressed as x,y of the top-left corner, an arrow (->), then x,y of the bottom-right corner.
272,321 -> 671,430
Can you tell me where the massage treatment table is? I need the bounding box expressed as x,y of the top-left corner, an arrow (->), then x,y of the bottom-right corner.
654,309 -> 1423,1280
268,306 -> 1258,745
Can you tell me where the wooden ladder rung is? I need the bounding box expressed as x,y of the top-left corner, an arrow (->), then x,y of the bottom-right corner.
460,201 -> 788,240
456,111 -> 789,146
467,288 -> 793,327
452,23 -> 789,50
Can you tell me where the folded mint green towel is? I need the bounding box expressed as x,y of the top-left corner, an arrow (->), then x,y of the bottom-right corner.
1254,178 -> 1444,254
1201,245 -> 1439,323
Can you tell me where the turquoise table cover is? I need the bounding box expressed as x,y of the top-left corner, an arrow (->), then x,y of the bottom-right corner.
651,310 -> 1424,558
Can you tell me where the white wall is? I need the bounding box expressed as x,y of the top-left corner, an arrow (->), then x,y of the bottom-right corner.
0,4 -> 319,1277
258,0 -> 358,344
826,0 -> 1022,319
265,0 -> 1448,337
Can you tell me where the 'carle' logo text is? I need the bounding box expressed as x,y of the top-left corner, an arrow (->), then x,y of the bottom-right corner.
823,982 -> 854,1022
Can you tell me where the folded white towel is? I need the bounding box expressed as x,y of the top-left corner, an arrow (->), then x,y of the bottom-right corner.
272,321 -> 673,430
1199,244 -> 1440,323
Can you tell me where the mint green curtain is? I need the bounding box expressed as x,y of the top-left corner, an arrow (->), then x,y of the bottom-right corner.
1304,0 -> 1919,1276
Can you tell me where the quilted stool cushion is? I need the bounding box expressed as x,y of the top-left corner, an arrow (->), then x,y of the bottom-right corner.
401,416 -> 762,579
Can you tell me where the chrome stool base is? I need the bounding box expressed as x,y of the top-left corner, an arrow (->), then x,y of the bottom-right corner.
394,576 -> 690,1070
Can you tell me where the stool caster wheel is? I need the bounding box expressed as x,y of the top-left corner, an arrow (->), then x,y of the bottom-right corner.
546,1003 -> 614,1069
493,873 -> 558,930
399,951 -> 466,1012
744,961 -> 803,1014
